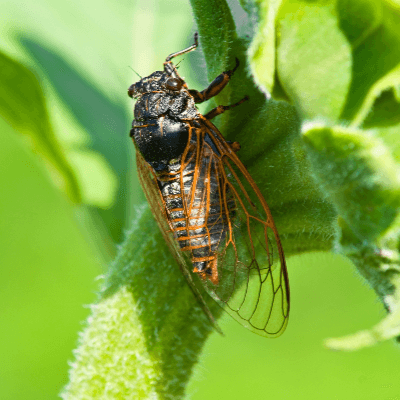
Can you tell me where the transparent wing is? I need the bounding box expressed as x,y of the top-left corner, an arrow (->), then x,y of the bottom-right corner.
135,150 -> 222,331
184,120 -> 290,337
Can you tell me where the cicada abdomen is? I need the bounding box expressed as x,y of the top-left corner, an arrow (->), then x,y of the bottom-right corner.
156,126 -> 236,285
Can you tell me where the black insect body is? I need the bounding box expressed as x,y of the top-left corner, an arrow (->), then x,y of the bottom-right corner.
128,33 -> 290,337
129,37 -> 237,283
130,74 -> 197,171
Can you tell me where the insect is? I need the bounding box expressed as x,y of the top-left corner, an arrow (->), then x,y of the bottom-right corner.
128,33 -> 290,337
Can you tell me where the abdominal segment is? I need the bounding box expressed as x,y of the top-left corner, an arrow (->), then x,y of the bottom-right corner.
157,147 -> 234,285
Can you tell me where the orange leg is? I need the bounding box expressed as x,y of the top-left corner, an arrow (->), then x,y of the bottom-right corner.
188,58 -> 240,103
203,96 -> 249,120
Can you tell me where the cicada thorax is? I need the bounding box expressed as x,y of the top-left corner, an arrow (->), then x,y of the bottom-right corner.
130,91 -> 195,168
156,125 -> 235,285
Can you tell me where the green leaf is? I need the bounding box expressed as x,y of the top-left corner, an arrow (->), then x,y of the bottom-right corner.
62,205 -> 220,399
302,123 -> 400,241
353,65 -> 400,127
337,0 -> 383,48
276,1 -> 352,121
303,122 -> 400,350
0,51 -> 81,202
339,0 -> 400,122
189,0 -> 237,81
67,149 -> 118,208
248,0 -> 282,94
19,36 -> 129,243
343,0 -> 400,129
324,217 -> 400,350
375,121 -> 400,159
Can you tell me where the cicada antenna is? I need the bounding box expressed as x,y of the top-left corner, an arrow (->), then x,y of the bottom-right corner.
165,32 -> 198,62
175,59 -> 184,69
128,66 -> 142,79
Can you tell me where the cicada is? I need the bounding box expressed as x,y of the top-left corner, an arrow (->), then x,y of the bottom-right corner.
128,33 -> 290,337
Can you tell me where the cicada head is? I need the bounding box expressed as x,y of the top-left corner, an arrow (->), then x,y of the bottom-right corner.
128,34 -> 198,99
128,69 -> 185,99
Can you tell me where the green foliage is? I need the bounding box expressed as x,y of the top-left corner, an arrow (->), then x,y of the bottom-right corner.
0,46 -> 128,246
276,1 -> 352,120
60,0 -> 400,397
63,206 -> 219,399
3,0 -> 400,398
0,119 -> 101,399
62,0 -> 400,398
0,52 -> 81,202
303,125 -> 400,241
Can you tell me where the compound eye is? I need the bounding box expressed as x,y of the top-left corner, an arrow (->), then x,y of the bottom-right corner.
127,84 -> 135,98
165,78 -> 183,91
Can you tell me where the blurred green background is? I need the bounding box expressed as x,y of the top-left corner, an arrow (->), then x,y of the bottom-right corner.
1,0 -> 399,399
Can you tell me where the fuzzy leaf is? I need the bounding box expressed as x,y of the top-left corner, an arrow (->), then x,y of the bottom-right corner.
302,124 -> 400,241
248,0 -> 282,93
189,0 -> 237,81
276,1 -> 352,121
339,0 -> 400,122
303,122 -> 400,350
62,206 -> 219,399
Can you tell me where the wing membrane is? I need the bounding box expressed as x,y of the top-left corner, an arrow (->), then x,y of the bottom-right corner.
135,116 -> 290,337
186,119 -> 290,337
135,150 -> 221,331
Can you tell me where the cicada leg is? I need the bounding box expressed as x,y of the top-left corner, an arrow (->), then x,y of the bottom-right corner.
188,58 -> 240,103
203,96 -> 249,120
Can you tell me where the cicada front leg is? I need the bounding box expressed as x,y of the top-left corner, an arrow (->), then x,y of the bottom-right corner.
188,58 -> 240,103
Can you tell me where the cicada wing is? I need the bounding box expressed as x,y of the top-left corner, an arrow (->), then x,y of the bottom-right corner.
135,150 -> 222,331
187,121 -> 290,338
